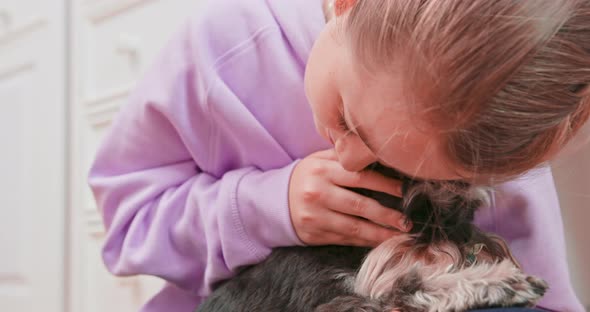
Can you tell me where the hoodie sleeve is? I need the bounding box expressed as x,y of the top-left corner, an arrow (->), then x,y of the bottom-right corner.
476,167 -> 584,312
87,21 -> 303,298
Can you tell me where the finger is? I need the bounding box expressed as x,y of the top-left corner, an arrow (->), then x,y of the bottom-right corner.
327,186 -> 411,232
328,164 -> 403,197
311,148 -> 338,161
322,209 -> 403,244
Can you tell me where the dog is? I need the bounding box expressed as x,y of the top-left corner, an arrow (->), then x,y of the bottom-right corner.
196,163 -> 548,312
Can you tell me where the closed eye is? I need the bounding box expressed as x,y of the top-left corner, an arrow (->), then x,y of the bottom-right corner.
337,113 -> 349,132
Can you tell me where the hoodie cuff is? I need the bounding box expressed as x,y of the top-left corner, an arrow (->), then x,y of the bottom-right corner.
232,161 -> 304,261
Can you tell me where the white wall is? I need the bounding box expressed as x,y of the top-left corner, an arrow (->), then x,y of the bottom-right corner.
553,130 -> 590,309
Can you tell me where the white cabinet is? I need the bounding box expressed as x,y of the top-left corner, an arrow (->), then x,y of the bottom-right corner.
0,0 -> 65,311
67,1 -> 198,311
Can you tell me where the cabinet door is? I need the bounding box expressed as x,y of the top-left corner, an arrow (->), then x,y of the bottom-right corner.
0,0 -> 65,311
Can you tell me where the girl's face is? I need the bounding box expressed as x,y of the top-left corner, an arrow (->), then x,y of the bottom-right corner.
304,20 -> 467,181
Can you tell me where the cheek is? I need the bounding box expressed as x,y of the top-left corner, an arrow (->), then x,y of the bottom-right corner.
304,28 -> 342,130
303,67 -> 321,114
304,68 -> 340,136
304,66 -> 323,133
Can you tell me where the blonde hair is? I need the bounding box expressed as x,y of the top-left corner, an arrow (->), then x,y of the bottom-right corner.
345,0 -> 590,179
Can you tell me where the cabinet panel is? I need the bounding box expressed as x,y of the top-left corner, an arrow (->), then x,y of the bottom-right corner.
80,0 -> 196,102
0,1 -> 65,311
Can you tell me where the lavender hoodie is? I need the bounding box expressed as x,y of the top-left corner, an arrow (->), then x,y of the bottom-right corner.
88,0 -> 583,311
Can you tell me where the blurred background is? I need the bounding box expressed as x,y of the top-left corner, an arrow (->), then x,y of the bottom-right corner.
0,0 -> 588,311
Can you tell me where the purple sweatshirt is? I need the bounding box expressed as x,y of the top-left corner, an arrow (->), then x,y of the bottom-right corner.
88,0 -> 583,311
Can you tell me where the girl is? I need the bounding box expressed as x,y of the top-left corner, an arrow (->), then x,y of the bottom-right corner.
89,0 -> 589,311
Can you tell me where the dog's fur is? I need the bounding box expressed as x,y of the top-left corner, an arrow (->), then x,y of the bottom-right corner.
196,163 -> 548,312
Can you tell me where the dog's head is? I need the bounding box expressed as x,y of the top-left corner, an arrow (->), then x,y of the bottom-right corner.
345,163 -> 548,311
352,163 -> 489,248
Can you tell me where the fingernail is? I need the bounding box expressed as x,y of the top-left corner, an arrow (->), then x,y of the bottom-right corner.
399,217 -> 412,232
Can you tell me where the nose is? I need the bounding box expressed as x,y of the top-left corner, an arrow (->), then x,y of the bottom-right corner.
334,133 -> 377,172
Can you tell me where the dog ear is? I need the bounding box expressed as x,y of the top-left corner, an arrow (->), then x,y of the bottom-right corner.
487,233 -> 523,270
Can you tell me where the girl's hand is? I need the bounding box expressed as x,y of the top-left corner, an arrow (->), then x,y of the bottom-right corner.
289,149 -> 411,247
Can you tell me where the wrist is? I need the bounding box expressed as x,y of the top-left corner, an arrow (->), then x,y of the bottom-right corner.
234,161 -> 305,256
